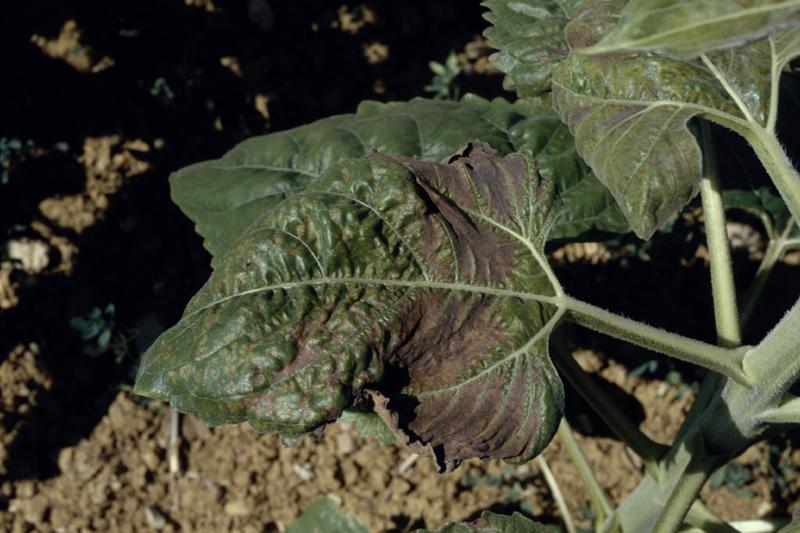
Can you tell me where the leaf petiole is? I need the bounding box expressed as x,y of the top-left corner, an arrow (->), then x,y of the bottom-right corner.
559,296 -> 751,385
557,419 -> 614,526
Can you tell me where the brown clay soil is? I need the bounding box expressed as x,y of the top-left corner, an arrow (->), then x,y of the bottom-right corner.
2,1 -> 800,532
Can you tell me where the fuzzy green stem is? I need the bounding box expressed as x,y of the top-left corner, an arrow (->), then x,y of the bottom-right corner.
538,455 -> 577,533
551,341 -> 667,476
741,238 -> 783,330
557,419 -> 614,522
744,127 -> 800,227
685,501 -> 740,533
741,222 -> 798,330
562,296 -> 751,385
652,457 -> 712,533
742,298 -> 800,402
699,121 -> 741,348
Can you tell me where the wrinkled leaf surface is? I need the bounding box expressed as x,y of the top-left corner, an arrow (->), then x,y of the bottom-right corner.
482,0 -> 582,96
136,142 -> 565,470
171,97 -> 626,266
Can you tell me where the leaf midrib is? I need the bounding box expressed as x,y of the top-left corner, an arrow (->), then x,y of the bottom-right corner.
552,80 -> 754,131
183,276 -> 560,323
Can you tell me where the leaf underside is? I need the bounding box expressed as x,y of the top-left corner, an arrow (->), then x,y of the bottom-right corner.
135,142 -> 565,470
588,0 -> 800,57
551,1 -> 800,238
483,0 -> 800,239
170,96 -> 626,267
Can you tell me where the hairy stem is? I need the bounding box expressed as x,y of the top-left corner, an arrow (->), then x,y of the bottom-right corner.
652,458 -> 712,533
742,297 -> 800,402
557,419 -> 614,522
551,340 -> 667,476
538,455 -> 577,533
741,222 -> 796,330
648,123 -> 744,533
685,501 -> 740,533
699,121 -> 741,348
562,296 -> 751,385
744,127 -> 800,226
741,238 -> 784,330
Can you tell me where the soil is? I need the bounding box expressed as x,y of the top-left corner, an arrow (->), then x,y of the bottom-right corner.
1,1 -> 799,532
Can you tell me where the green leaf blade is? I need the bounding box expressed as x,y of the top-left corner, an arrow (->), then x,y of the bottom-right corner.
482,0 -> 581,96
552,52 -> 730,237
171,97 -> 627,264
136,143 -> 565,469
586,0 -> 800,57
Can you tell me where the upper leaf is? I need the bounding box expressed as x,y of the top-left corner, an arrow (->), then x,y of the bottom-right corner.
170,97 -> 626,267
585,0 -> 800,57
135,142 -> 565,470
482,0 -> 582,96
551,1 -> 800,237
418,511 -> 550,533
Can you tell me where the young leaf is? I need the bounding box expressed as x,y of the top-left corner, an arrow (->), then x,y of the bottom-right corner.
135,143 -> 565,470
551,1 -> 800,237
338,408 -> 396,445
170,97 -> 626,265
584,0 -> 800,57
482,0 -> 582,96
419,511 -> 550,533
287,498 -> 368,533
723,186 -> 799,239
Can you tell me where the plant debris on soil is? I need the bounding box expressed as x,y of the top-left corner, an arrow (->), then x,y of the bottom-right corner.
1,1 -> 799,532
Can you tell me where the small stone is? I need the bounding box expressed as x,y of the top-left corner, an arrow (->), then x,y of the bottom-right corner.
757,500 -> 773,517
336,432 -> 355,455
7,239 -> 50,274
140,448 -> 160,471
15,481 -> 35,498
22,497 -> 49,525
292,463 -> 314,481
144,506 -> 167,529
224,499 -> 252,517
49,505 -> 71,530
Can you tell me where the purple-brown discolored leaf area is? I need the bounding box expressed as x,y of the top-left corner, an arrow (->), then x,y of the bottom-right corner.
135,142 -> 564,470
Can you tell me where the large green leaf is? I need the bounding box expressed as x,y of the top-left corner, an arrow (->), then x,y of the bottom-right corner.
551,1 -> 800,237
287,498 -> 368,533
418,511 -> 550,533
135,142 -> 565,470
170,97 -> 626,266
482,0 -> 582,97
585,0 -> 800,57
